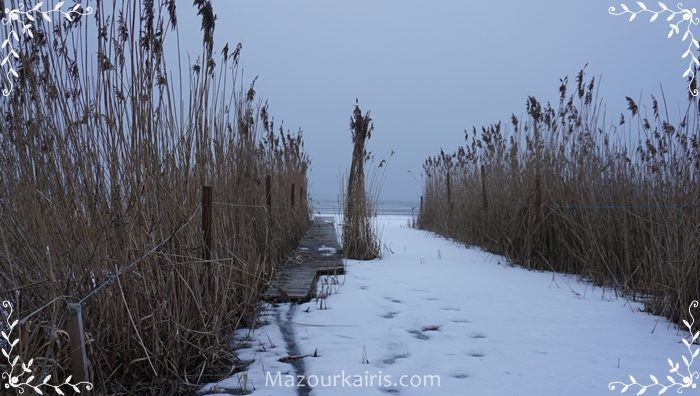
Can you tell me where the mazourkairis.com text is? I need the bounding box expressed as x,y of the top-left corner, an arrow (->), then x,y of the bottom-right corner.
266,370 -> 441,388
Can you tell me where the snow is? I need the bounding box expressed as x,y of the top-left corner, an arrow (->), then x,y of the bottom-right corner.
202,215 -> 692,396
317,246 -> 337,256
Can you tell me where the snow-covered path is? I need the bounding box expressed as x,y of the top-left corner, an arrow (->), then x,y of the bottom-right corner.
204,215 -> 691,396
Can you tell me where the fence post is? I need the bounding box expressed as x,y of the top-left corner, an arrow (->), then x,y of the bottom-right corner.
202,185 -> 212,261
446,171 -> 451,204
66,303 -> 89,382
291,183 -> 296,208
481,165 -> 488,210
535,173 -> 542,210
420,195 -> 424,213
265,175 -> 272,211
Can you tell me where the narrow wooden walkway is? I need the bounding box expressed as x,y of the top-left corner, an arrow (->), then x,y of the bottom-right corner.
262,216 -> 345,303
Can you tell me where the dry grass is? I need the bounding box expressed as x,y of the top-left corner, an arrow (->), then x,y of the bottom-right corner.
0,0 -> 310,394
419,68 -> 700,326
342,102 -> 380,260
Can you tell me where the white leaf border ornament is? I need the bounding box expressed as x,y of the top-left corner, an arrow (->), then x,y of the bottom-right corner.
2,301 -> 93,394
609,300 -> 700,395
609,2 -> 700,96
1,1 -> 93,96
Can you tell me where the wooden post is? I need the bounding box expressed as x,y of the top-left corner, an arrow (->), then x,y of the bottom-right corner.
535,173 -> 542,210
420,195 -> 424,213
480,165 -> 488,210
202,185 -> 212,261
446,171 -> 451,204
291,183 -> 296,208
66,303 -> 89,382
265,175 -> 272,210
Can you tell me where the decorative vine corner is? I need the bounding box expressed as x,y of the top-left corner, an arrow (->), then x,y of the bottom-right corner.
1,1 -> 94,96
609,2 -> 700,96
2,301 -> 94,394
608,300 -> 700,395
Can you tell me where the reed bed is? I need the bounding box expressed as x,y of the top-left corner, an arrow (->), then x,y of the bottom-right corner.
342,103 -> 380,260
0,0 -> 310,394
419,69 -> 700,325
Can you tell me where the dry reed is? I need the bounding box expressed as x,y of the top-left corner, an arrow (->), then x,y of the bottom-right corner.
342,102 -> 380,260
419,68 -> 700,326
0,0 -> 310,393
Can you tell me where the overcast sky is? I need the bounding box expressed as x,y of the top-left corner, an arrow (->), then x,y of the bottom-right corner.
173,0 -> 691,202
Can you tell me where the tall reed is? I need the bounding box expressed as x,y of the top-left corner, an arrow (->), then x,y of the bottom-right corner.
342,102 -> 380,260
419,69 -> 700,325
0,0 -> 310,393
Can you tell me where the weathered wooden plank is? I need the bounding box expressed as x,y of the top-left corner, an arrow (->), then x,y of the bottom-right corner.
262,216 -> 344,303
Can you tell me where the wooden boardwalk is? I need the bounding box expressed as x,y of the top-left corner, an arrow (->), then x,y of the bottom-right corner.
262,216 -> 345,303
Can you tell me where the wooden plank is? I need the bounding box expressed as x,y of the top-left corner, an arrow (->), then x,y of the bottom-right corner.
262,216 -> 344,303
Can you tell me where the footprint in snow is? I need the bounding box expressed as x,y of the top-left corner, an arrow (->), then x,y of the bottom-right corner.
452,373 -> 470,379
470,332 -> 487,339
382,311 -> 400,319
441,307 -> 460,312
468,350 -> 486,358
407,329 -> 430,340
382,353 -> 409,365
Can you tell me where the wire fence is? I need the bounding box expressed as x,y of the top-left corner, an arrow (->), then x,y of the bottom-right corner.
0,176 -> 308,384
10,188 -> 278,322
77,208 -> 199,306
0,187 -> 263,381
5,176 -> 304,325
212,201 -> 267,209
